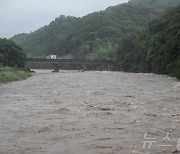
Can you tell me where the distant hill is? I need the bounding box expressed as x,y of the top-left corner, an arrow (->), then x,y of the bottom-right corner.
11,16 -> 81,57
11,0 -> 180,59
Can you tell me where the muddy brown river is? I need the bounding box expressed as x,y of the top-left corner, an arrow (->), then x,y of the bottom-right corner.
0,70 -> 179,154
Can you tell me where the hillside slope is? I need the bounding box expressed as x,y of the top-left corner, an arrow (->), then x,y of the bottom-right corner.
11,16 -> 81,57
117,4 -> 180,78
11,0 -> 180,59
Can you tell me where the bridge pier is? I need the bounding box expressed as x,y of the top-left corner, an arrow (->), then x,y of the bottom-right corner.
52,63 -> 60,72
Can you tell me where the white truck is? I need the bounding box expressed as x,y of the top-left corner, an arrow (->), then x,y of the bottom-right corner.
46,55 -> 57,59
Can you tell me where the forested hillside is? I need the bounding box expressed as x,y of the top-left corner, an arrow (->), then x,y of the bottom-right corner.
11,0 -> 180,59
11,16 -> 81,57
117,5 -> 180,79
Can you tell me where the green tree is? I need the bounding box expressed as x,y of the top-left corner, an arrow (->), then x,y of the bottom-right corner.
0,38 -> 27,68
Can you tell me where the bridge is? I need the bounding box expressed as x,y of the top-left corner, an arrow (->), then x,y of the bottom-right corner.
26,58 -> 117,72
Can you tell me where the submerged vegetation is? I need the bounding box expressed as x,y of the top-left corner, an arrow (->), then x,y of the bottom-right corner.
0,39 -> 30,83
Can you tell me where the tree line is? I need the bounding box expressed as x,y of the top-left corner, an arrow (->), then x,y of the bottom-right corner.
117,5 -> 180,79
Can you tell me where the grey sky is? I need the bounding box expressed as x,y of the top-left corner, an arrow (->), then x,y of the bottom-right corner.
0,0 -> 129,38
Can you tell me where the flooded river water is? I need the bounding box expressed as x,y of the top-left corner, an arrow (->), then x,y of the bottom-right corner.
0,70 -> 179,154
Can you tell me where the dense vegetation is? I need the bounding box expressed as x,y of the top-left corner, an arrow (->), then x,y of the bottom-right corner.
0,39 -> 30,83
11,16 -> 81,57
11,0 -> 180,60
117,5 -> 180,79
0,66 -> 31,83
0,38 -> 27,67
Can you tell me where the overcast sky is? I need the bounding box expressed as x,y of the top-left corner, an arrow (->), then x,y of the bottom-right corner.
0,0 -> 129,38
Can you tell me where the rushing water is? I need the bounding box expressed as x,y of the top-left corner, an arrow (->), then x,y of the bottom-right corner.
0,70 -> 179,154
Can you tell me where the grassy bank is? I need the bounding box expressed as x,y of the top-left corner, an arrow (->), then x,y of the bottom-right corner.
0,66 -> 31,83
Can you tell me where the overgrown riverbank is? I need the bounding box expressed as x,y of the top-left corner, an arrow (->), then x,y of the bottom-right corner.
0,66 -> 31,83
0,38 -> 31,83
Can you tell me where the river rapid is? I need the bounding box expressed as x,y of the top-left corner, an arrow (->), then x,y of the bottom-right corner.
0,70 -> 179,154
